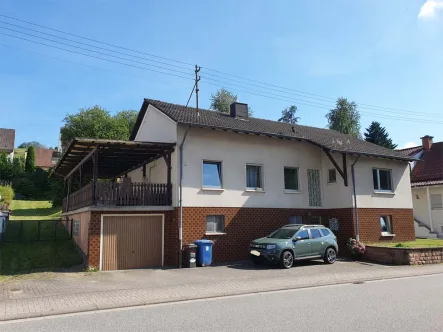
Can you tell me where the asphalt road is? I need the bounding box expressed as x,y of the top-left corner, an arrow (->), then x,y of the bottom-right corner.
1,274 -> 442,332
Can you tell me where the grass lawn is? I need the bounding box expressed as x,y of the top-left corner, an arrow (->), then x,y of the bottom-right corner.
369,239 -> 443,248
9,200 -> 62,220
0,241 -> 83,276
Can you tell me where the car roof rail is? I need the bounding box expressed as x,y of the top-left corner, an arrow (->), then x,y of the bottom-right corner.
282,224 -> 303,227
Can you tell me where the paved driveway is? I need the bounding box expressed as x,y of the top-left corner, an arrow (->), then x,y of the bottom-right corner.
1,260 -> 443,321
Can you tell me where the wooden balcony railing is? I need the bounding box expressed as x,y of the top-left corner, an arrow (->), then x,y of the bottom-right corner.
63,181 -> 171,212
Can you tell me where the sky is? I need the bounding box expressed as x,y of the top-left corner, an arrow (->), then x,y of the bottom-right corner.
0,0 -> 442,149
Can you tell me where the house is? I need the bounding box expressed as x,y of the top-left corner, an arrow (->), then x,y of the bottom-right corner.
54,99 -> 417,271
0,128 -> 15,161
398,136 -> 443,238
34,148 -> 61,169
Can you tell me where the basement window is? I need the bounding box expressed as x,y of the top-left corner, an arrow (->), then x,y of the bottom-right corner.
206,215 -> 225,234
73,220 -> 80,236
380,216 -> 393,236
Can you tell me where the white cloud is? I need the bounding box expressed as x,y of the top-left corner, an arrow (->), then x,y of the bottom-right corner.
401,142 -> 418,149
418,0 -> 443,19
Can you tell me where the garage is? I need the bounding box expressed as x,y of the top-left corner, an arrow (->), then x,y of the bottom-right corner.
100,214 -> 164,271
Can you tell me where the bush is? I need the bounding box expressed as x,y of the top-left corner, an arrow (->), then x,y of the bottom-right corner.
347,238 -> 366,256
11,178 -> 37,199
0,185 -> 14,204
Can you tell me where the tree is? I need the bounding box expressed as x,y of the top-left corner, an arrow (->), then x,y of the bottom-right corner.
364,121 -> 397,149
326,97 -> 361,138
60,106 -> 138,149
18,141 -> 47,149
278,105 -> 300,124
25,146 -> 35,173
210,88 -> 253,116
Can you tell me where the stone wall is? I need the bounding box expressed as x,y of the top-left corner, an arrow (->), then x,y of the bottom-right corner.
365,245 -> 443,265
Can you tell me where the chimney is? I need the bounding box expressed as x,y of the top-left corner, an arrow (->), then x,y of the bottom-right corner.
230,102 -> 248,119
420,135 -> 434,151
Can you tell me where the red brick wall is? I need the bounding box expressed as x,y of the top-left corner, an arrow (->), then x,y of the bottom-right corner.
87,210 -> 178,269
357,208 -> 415,243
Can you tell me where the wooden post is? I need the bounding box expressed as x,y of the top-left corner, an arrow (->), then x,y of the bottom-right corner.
66,176 -> 72,212
163,151 -> 172,205
92,150 -> 98,206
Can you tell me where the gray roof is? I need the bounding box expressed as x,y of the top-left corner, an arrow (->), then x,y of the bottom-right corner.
0,128 -> 15,153
130,99 -> 416,162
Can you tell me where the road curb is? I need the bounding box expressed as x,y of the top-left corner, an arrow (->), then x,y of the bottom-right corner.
1,270 -> 442,323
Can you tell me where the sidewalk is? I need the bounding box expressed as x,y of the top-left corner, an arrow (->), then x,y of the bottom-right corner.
1,260 -> 443,321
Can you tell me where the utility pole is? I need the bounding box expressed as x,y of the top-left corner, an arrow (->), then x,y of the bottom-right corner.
195,64 -> 201,114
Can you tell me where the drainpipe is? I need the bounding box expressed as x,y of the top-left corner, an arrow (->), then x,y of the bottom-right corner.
351,155 -> 361,241
178,128 -> 189,268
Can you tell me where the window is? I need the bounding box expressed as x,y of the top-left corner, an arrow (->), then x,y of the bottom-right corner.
328,169 -> 336,183
380,216 -> 393,235
203,161 -> 222,188
297,230 -> 309,240
289,216 -> 303,224
206,215 -> 225,233
329,218 -> 339,231
320,229 -> 331,237
431,194 -> 443,209
73,220 -> 80,236
246,164 -> 263,190
284,167 -> 299,191
311,216 -> 321,225
373,169 -> 393,192
310,229 -> 322,239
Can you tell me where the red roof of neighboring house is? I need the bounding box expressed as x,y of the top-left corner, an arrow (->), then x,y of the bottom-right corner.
0,128 -> 15,153
399,141 -> 443,186
34,148 -> 57,168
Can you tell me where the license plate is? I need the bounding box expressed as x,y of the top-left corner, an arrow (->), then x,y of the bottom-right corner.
250,250 -> 260,257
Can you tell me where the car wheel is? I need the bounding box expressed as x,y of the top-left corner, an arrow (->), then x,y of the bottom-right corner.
279,250 -> 294,269
324,247 -> 337,264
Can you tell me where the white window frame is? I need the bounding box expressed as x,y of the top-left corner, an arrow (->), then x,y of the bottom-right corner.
380,215 -> 394,236
206,215 -> 225,234
73,220 -> 80,237
202,160 -> 223,190
430,194 -> 443,209
373,168 -> 393,193
245,164 -> 264,191
328,169 -> 337,183
284,166 -> 300,193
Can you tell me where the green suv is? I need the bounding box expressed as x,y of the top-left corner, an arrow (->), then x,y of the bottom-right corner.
249,224 -> 338,269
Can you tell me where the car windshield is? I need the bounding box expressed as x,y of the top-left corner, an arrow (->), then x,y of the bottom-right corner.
267,228 -> 300,239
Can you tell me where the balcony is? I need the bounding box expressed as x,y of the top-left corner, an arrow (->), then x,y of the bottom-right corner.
54,138 -> 175,213
62,181 -> 172,212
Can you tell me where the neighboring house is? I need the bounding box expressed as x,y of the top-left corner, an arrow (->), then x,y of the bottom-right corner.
398,136 -> 443,238
55,99 -> 417,271
0,128 -> 15,161
34,148 -> 61,169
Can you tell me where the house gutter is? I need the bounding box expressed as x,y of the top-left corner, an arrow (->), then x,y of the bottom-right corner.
178,128 -> 189,268
351,155 -> 361,241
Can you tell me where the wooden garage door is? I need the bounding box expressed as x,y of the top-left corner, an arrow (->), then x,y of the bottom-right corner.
102,215 -> 163,271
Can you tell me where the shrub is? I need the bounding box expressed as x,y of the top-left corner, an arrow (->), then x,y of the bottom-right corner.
0,185 -> 14,204
347,238 -> 366,256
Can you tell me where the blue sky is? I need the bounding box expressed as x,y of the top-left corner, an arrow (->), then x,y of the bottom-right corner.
0,0 -> 442,149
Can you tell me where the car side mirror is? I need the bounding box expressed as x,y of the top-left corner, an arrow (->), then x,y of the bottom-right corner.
294,236 -> 302,242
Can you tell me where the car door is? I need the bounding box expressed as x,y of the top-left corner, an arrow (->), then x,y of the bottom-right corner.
308,228 -> 323,256
292,229 -> 311,258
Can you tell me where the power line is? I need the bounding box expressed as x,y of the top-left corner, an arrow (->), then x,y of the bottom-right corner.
0,20 -> 193,72
0,32 -> 195,82
0,14 -> 441,116
0,43 -> 191,90
0,26 -> 194,77
0,13 -> 194,66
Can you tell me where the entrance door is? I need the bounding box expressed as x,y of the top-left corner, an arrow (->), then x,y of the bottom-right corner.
101,215 -> 163,271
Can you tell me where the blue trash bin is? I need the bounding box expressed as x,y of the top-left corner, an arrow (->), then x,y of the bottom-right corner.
194,239 -> 214,267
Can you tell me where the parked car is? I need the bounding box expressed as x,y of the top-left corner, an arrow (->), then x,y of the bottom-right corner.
249,224 -> 338,269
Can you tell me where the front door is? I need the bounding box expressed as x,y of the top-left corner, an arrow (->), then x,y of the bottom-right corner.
293,229 -> 311,258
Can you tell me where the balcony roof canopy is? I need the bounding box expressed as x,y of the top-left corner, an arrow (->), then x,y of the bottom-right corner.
53,138 -> 175,179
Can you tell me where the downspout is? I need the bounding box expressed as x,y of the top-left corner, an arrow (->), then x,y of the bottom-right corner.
351,155 -> 361,241
178,128 -> 189,268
